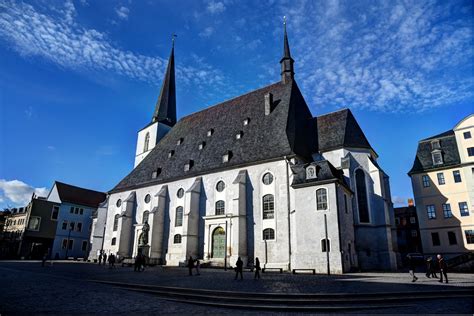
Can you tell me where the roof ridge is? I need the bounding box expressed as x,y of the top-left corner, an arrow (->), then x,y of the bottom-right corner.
316,107 -> 350,118
419,129 -> 454,142
55,181 -> 104,194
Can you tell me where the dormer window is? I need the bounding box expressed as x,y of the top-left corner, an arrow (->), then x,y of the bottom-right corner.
198,142 -> 206,150
151,168 -> 161,179
432,151 -> 443,165
243,118 -> 250,126
222,151 -> 232,163
236,131 -> 243,140
207,129 -> 214,137
168,150 -> 174,158
177,138 -> 184,145
431,140 -> 441,150
184,160 -> 194,172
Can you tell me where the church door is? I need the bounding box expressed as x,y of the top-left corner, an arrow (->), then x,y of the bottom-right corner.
212,227 -> 225,258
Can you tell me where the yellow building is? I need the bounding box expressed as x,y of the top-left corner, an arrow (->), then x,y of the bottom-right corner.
409,114 -> 474,258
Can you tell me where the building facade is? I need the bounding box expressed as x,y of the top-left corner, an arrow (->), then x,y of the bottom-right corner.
98,24 -> 397,273
394,200 -> 423,261
47,182 -> 106,259
409,114 -> 474,258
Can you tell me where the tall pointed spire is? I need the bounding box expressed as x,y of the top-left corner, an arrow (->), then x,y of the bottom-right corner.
152,35 -> 177,126
280,17 -> 294,84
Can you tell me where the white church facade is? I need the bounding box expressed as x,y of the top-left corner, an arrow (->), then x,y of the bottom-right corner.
92,25 -> 398,273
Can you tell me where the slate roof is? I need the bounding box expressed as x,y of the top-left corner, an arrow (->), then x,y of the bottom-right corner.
408,130 -> 461,174
55,181 -> 106,208
290,160 -> 351,192
111,80 -> 316,193
315,109 -> 373,153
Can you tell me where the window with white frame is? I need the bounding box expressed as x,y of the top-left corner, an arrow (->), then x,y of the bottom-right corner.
432,151 -> 443,165
76,222 -> 82,232
437,173 -> 445,185
263,228 -> 275,240
467,147 -> 474,157
459,202 -> 469,217
262,172 -> 274,185
113,214 -> 120,231
62,221 -> 68,230
316,188 -> 328,211
443,203 -> 452,218
422,175 -> 430,188
69,222 -> 75,231
465,230 -> 474,244
426,205 -> 436,219
67,239 -> 74,250
215,200 -> 225,215
453,170 -> 462,183
262,194 -> 274,219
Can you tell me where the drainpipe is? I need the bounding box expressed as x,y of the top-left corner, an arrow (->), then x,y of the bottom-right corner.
284,156 -> 292,271
324,214 -> 330,275
335,183 -> 344,272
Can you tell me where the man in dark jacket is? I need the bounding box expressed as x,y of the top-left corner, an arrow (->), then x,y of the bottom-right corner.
437,254 -> 448,283
235,257 -> 244,280
425,257 -> 438,278
187,256 -> 194,276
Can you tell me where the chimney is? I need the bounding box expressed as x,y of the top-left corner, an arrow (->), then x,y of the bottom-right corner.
408,198 -> 414,207
265,93 -> 273,115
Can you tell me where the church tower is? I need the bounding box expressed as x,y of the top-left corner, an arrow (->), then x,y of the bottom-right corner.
280,17 -> 294,84
134,37 -> 177,167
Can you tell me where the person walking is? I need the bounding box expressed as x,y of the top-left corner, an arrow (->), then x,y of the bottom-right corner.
194,259 -> 200,275
235,257 -> 243,280
109,253 -> 116,269
425,257 -> 438,278
41,252 -> 47,267
407,254 -> 418,282
437,254 -> 448,283
254,257 -> 261,280
134,253 -> 141,272
187,256 -> 194,276
103,253 -> 107,266
98,252 -> 103,265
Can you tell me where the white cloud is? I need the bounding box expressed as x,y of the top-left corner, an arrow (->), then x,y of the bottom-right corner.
0,1 -> 226,91
0,179 -> 49,206
274,1 -> 473,112
207,1 -> 226,14
115,6 -> 130,20
199,26 -> 214,38
392,195 -> 411,206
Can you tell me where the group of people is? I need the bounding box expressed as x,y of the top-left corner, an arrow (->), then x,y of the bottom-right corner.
98,251 -> 116,268
235,257 -> 261,280
134,253 -> 147,272
408,253 -> 449,283
187,256 -> 201,276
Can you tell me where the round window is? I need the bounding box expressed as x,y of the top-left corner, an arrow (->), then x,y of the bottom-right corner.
216,181 -> 225,192
144,194 -> 151,203
116,199 -> 122,207
262,172 -> 274,185
177,188 -> 184,198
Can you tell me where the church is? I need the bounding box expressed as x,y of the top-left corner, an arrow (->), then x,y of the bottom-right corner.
94,23 -> 398,273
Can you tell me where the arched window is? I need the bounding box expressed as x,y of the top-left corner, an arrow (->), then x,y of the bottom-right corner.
216,181 -> 225,192
263,194 -> 274,219
175,207 -> 183,227
316,188 -> 328,210
321,238 -> 330,252
111,237 -> 116,246
142,211 -> 149,224
355,169 -> 370,223
262,172 -> 274,185
174,234 -> 182,244
144,132 -> 150,152
113,214 -> 120,231
263,228 -> 275,240
215,200 -> 225,215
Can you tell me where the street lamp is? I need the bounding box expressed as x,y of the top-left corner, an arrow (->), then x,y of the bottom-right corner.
224,213 -> 233,271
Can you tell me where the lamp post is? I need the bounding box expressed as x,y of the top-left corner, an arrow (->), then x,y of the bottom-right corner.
224,213 -> 233,271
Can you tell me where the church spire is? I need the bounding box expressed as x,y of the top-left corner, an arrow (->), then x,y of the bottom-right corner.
152,35 -> 177,126
280,17 -> 294,84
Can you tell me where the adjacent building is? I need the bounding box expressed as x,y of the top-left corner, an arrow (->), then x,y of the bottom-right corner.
2,207 -> 28,258
394,199 -> 423,260
409,114 -> 474,258
46,181 -> 106,259
97,23 -> 398,273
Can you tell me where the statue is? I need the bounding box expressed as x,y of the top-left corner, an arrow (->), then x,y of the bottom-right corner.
139,221 -> 150,246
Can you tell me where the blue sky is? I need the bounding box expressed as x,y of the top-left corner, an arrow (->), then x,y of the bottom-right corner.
0,0 -> 472,208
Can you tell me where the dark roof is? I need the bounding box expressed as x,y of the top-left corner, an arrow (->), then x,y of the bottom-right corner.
152,43 -> 176,127
290,160 -> 351,191
315,109 -> 373,153
394,205 -> 417,215
408,130 -> 460,174
55,182 -> 106,208
111,80 -> 316,193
